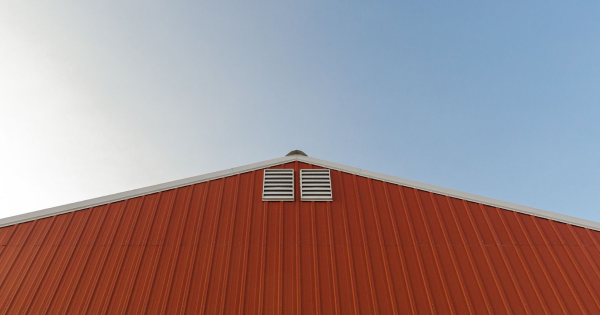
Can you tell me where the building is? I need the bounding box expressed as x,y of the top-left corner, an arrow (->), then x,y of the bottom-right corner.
0,151 -> 599,314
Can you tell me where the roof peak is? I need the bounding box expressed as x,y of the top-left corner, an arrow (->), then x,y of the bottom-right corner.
286,150 -> 307,156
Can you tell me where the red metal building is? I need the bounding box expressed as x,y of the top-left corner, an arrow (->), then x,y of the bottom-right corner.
0,152 -> 599,314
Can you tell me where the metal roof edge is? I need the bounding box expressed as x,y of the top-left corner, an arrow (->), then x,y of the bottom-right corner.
0,156 -> 296,228
296,155 -> 600,232
1,154 -> 598,232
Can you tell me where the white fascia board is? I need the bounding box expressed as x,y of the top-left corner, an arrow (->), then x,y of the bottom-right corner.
297,156 -> 600,232
1,155 -> 599,232
0,156 -> 297,228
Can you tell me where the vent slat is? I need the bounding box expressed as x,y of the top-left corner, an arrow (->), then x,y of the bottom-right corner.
263,169 -> 294,201
300,169 -> 332,201
301,195 -> 332,199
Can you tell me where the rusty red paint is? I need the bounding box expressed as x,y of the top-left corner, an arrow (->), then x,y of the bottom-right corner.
0,161 -> 599,314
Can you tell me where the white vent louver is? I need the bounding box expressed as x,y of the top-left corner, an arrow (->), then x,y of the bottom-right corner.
300,169 -> 333,201
262,169 -> 294,201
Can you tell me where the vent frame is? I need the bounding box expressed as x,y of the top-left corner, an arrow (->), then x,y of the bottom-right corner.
262,169 -> 294,201
300,169 -> 333,201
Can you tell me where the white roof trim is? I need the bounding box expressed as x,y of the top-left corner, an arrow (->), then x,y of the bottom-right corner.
1,155 -> 599,232
0,156 -> 293,228
299,156 -> 600,232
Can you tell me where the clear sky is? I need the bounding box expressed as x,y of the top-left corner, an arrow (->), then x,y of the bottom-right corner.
1,2 -> 599,222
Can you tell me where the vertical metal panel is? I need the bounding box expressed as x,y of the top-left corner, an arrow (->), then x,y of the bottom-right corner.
0,164 -> 599,314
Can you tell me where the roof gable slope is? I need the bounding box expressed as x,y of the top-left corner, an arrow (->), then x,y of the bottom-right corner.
0,160 -> 599,313
0,154 -> 598,231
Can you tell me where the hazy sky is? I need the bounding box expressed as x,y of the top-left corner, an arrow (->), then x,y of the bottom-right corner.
1,2 -> 599,222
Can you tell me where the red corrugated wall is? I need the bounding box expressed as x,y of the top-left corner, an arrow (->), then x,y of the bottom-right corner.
0,161 -> 600,314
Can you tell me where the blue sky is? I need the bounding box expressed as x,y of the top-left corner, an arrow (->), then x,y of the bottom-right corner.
1,2 -> 599,222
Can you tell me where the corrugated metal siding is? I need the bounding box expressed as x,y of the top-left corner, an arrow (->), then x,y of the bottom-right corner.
1,161 -> 600,314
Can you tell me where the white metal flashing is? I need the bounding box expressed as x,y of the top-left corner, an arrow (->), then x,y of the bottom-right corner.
1,155 -> 599,232
0,156 -> 293,228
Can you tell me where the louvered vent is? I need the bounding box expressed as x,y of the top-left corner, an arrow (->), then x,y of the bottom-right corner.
262,169 -> 294,201
300,169 -> 332,201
